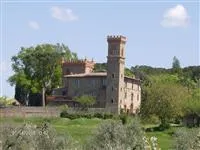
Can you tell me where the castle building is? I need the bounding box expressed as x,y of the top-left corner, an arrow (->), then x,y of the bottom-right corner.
51,35 -> 141,114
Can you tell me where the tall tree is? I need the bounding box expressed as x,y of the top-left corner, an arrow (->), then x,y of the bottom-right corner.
172,56 -> 181,74
8,43 -> 77,106
141,76 -> 189,126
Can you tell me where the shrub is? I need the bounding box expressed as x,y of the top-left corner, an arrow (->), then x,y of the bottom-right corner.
85,120 -> 126,150
103,113 -> 113,119
172,128 -> 200,150
119,114 -> 128,125
86,119 -> 146,150
125,119 -> 145,149
94,112 -> 104,119
0,123 -> 77,150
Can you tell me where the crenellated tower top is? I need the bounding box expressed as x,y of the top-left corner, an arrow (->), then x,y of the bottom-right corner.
107,35 -> 127,43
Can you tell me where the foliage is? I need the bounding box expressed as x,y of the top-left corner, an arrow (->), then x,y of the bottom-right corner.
119,114 -> 128,125
141,81 -> 189,126
94,63 -> 107,72
184,88 -> 200,115
60,111 -> 114,120
124,67 -> 135,77
173,128 -> 200,150
94,63 -> 134,77
74,95 -> 95,109
85,120 -> 127,150
172,56 -> 181,74
0,123 -> 77,150
86,119 -> 146,150
0,96 -> 18,107
8,43 -> 77,106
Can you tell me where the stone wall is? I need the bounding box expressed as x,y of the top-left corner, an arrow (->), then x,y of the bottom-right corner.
0,107 -> 60,118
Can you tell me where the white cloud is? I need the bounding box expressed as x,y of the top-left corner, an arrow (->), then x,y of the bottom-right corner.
29,21 -> 40,30
161,4 -> 190,28
51,6 -> 78,22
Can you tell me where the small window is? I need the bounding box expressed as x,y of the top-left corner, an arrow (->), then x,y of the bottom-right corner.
112,74 -> 115,78
75,79 -> 80,88
131,93 -> 134,101
125,92 -> 127,99
137,94 -> 139,101
111,99 -> 114,103
112,86 -> 114,91
121,74 -> 123,78
121,87 -> 122,91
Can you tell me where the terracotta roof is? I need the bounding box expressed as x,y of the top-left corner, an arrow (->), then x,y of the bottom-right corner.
64,72 -> 140,82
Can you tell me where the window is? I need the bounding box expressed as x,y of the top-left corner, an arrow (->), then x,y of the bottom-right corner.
111,99 -> 114,103
131,93 -> 134,101
125,82 -> 127,88
112,86 -> 114,91
92,80 -> 95,87
125,92 -> 127,99
75,79 -> 80,88
112,74 -> 115,78
102,79 -> 106,86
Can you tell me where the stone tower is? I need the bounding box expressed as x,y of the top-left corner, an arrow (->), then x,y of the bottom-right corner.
106,35 -> 126,114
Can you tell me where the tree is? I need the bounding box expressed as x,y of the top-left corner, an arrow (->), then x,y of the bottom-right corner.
141,81 -> 189,126
172,56 -> 181,74
74,95 -> 95,110
8,43 -> 77,106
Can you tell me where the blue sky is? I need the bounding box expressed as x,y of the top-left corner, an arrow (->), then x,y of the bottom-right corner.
0,0 -> 199,97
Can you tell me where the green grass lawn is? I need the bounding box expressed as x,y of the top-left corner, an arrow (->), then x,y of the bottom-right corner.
0,117 -> 176,149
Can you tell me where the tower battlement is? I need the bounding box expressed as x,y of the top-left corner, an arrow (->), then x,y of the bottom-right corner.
107,35 -> 126,42
62,59 -> 94,66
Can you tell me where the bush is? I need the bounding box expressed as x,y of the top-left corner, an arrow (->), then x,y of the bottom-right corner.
86,119 -> 146,150
60,111 -> 115,120
119,114 -> 128,125
85,120 -> 126,150
173,128 -> 200,150
103,113 -> 114,119
0,123 -> 77,150
94,113 -> 104,119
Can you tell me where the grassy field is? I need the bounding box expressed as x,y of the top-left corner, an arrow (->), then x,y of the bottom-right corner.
0,117 -> 176,149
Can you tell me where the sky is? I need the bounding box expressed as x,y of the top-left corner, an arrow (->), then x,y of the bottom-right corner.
0,0 -> 199,97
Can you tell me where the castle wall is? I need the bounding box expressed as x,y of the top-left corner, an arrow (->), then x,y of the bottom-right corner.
62,60 -> 95,75
122,78 -> 141,113
63,76 -> 106,107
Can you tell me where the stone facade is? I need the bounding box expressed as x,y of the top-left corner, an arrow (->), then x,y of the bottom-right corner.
51,35 -> 141,114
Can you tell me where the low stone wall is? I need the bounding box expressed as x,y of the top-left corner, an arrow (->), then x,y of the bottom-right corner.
0,106 -> 60,118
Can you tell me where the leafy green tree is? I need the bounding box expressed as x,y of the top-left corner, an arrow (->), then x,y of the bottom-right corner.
141,81 -> 189,126
74,95 -> 95,109
8,43 -> 77,106
185,88 -> 200,115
